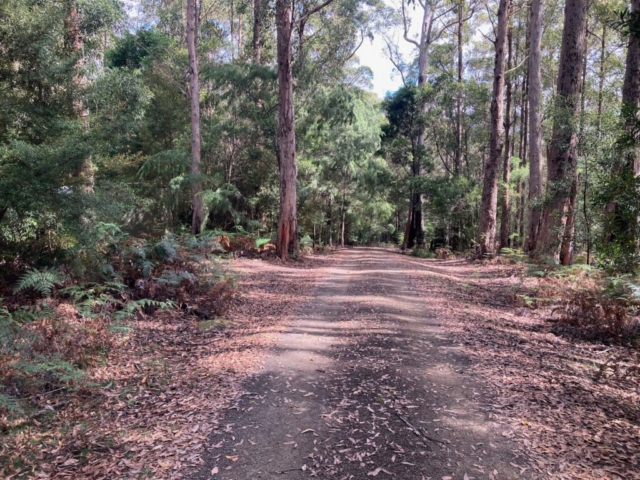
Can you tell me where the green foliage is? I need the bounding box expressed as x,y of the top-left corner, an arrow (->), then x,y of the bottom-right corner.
557,275 -> 640,345
411,247 -> 435,259
14,268 -> 62,298
0,232 -> 234,420
0,392 -> 23,414
106,29 -> 172,69
89,69 -> 154,154
113,298 -> 175,322
499,248 -> 529,264
299,235 -> 313,247
256,237 -> 271,248
0,298 -> 84,417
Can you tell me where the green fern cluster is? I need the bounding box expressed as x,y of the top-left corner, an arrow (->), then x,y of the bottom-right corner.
113,298 -> 175,322
0,392 -> 23,414
14,268 -> 62,297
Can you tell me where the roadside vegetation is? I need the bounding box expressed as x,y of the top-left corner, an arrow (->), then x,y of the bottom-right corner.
1,0 -> 640,477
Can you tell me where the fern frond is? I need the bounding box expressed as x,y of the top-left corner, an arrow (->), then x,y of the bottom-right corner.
113,298 -> 175,321
104,281 -> 126,293
153,239 -> 178,261
14,268 -> 62,297
138,260 -> 155,278
0,392 -> 23,414
137,149 -> 191,180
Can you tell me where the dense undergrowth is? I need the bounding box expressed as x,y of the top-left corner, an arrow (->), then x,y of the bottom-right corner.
495,248 -> 640,348
0,231 -> 237,425
408,245 -> 640,347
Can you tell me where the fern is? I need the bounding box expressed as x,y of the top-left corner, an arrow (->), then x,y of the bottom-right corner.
104,281 -> 127,293
153,239 -> 178,262
14,268 -> 62,297
137,149 -> 191,180
155,269 -> 196,287
113,298 -> 175,321
139,260 -> 155,278
0,392 -> 23,414
14,358 -> 84,383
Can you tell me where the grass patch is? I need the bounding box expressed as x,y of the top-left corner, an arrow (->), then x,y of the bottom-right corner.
198,318 -> 232,330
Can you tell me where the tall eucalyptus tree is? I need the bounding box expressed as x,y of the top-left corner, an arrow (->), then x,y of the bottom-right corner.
399,0 -> 458,249
477,0 -> 511,257
275,0 -> 338,259
187,0 -> 204,234
536,0 -> 588,263
526,0 -> 544,253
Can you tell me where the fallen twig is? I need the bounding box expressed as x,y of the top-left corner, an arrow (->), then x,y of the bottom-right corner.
393,410 -> 446,446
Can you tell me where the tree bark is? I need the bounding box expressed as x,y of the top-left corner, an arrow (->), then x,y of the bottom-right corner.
500,28 -> 513,250
579,21 -> 591,263
406,0 -> 434,248
606,0 -> 640,251
272,0 -> 337,258
187,0 -> 204,234
514,16 -> 529,246
622,0 -> 640,176
253,0 -> 262,64
478,0 -> 511,257
596,25 -> 606,135
536,0 -> 587,264
275,0 -> 299,259
340,190 -> 346,247
622,0 -> 640,172
402,201 -> 413,250
327,194 -> 333,247
517,75 -> 528,245
455,0 -> 464,175
526,0 -> 543,253
65,1 -> 93,193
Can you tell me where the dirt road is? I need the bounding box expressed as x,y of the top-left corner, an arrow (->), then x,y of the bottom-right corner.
195,248 -> 528,479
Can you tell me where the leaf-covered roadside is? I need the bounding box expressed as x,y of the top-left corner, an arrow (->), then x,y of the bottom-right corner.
0,253 -> 329,479
409,258 -> 640,479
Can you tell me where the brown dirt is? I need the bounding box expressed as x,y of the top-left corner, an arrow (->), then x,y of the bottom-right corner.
193,248 -> 528,479
408,256 -> 640,480
1,254 -> 331,479
5,248 -> 638,479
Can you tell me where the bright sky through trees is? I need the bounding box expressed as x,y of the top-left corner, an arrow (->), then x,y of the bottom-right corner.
358,0 -> 422,97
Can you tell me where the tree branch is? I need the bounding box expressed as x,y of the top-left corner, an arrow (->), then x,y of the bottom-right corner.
430,18 -> 459,43
432,5 -> 456,23
432,128 -> 453,174
484,1 -> 497,39
505,54 -> 528,74
344,30 -> 366,63
480,29 -> 496,45
297,0 -> 338,24
383,36 -> 408,87
402,0 -> 421,47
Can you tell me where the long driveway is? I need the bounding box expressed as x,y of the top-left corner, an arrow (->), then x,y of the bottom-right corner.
195,248 -> 526,479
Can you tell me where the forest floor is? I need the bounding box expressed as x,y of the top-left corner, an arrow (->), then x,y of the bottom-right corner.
5,248 -> 639,479
191,247 -> 639,480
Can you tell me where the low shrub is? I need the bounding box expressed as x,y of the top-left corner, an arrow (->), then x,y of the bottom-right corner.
411,246 -> 436,259
553,277 -> 640,345
0,233 -> 235,420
